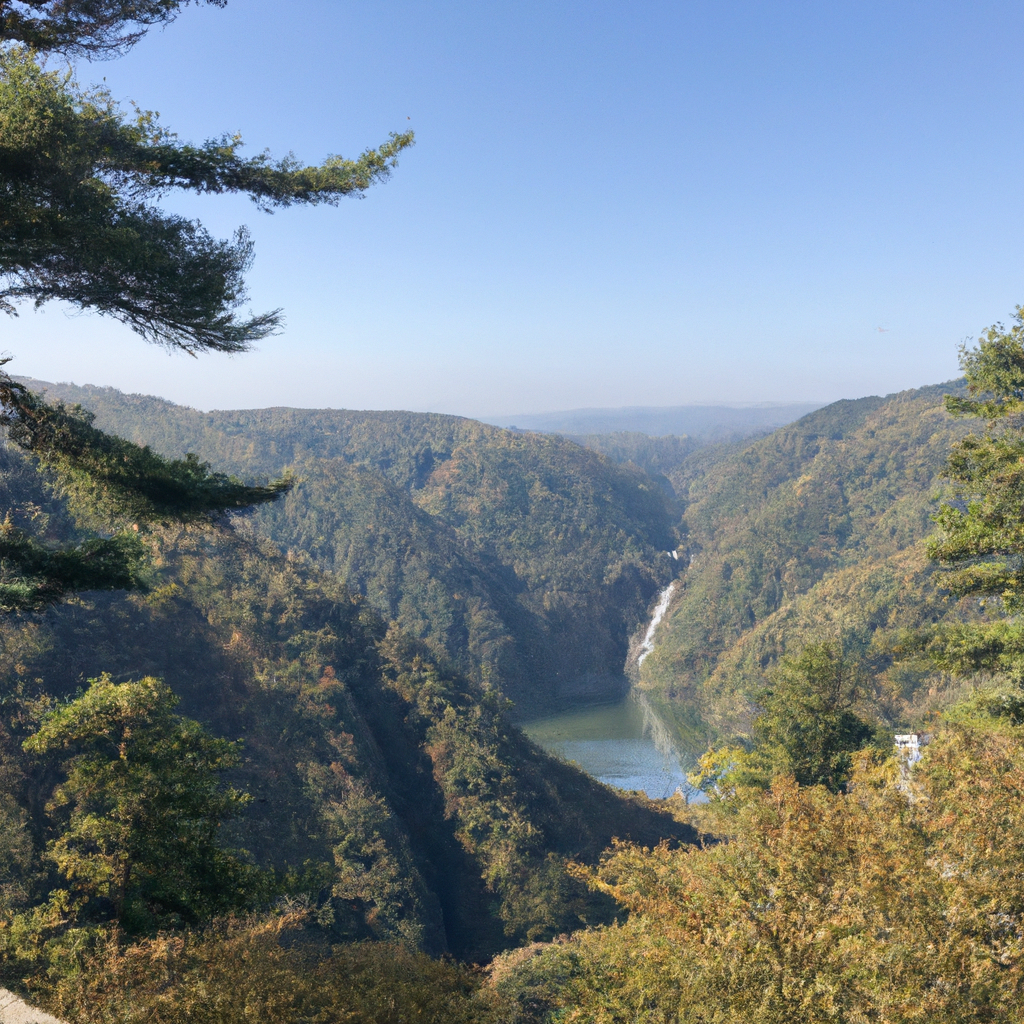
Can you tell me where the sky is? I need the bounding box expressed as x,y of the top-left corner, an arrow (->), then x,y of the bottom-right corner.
7,0 -> 1024,416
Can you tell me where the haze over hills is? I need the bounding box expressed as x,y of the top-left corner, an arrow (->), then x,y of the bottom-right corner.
484,402 -> 824,439
8,0 -> 1024,1014
17,377 -> 972,747
17,374 -> 976,750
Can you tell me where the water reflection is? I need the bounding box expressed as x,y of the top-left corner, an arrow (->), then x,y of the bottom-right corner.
523,692 -> 704,801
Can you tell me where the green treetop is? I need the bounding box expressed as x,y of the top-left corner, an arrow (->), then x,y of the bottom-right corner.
907,307 -> 1024,684
692,642 -> 875,800
24,675 -> 262,932
930,309 -> 1024,610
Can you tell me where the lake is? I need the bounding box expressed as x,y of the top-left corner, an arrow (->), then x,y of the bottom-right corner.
523,692 -> 704,801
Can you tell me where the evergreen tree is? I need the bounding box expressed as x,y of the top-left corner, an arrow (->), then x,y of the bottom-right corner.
2,1 -> 226,57
0,46 -> 412,354
0,5 -> 413,605
691,642 -> 875,798
24,675 -> 263,931
751,642 -> 874,792
926,307 -> 1024,681
931,309 -> 1024,605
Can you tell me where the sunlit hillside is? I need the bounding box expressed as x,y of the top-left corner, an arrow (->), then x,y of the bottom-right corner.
639,381 -> 985,742
19,380 -> 680,715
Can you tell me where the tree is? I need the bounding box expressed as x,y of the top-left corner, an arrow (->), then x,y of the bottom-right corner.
930,309 -> 1024,607
24,675 -> 263,931
0,47 -> 412,354
751,642 -> 874,792
0,371 -> 293,609
511,730 -> 1024,1023
1,1 -> 226,58
924,308 -> 1024,681
692,641 -> 875,798
0,8 -> 412,605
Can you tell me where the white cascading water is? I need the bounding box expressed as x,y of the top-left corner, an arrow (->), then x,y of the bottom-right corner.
637,581 -> 676,666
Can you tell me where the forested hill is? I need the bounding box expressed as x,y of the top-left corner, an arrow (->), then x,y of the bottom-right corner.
16,381 -> 679,715
638,380 -> 981,741
0,440 -> 691,963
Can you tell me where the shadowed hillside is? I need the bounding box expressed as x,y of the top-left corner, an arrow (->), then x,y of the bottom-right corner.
0,441 -> 693,963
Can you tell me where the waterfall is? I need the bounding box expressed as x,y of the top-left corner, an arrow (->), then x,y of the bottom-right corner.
637,581 -> 676,666
523,576 -> 705,801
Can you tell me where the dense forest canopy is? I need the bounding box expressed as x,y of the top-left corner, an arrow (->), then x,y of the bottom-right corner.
4,1 -> 1024,1019
635,381 -> 984,746
0,436 -> 691,972
18,380 -> 681,714
4,352 -> 1024,1019
2,355 -> 1021,1021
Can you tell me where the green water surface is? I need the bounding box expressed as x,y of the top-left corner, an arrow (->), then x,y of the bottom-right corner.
523,693 -> 702,800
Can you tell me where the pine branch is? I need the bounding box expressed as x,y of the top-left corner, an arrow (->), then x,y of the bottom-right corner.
0,374 -> 291,526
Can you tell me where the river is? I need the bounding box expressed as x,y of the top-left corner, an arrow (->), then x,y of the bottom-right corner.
523,582 -> 706,800
523,690 -> 703,800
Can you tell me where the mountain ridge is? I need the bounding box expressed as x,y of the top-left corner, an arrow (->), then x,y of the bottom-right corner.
12,379 -> 681,716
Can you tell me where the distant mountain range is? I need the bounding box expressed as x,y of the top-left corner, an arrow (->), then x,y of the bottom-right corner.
483,403 -> 824,438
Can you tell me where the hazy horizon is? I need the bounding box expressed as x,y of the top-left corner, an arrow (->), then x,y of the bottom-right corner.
5,2 -> 1019,415
37,376 -> 993,447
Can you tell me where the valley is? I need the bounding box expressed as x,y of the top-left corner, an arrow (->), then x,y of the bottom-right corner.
21,375 -> 980,747
5,4 -> 1022,1017
2,371 -> 1020,1021
17,378 -> 686,718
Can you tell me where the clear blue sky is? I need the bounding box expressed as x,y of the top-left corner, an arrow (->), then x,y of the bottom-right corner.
8,0 -> 1024,415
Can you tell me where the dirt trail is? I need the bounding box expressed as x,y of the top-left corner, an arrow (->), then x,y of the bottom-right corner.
0,990 -> 66,1024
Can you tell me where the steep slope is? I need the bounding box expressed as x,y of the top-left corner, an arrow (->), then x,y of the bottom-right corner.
638,382 -> 982,740
17,381 -> 678,714
0,442 -> 692,962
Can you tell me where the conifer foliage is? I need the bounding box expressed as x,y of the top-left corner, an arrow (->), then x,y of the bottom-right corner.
1,1 -> 223,57
23,675 -> 261,932
0,370 -> 291,608
0,374 -> 289,526
0,516 -> 144,610
931,308 -> 1024,607
0,2 -> 412,606
921,308 -> 1024,681
0,46 -> 412,353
